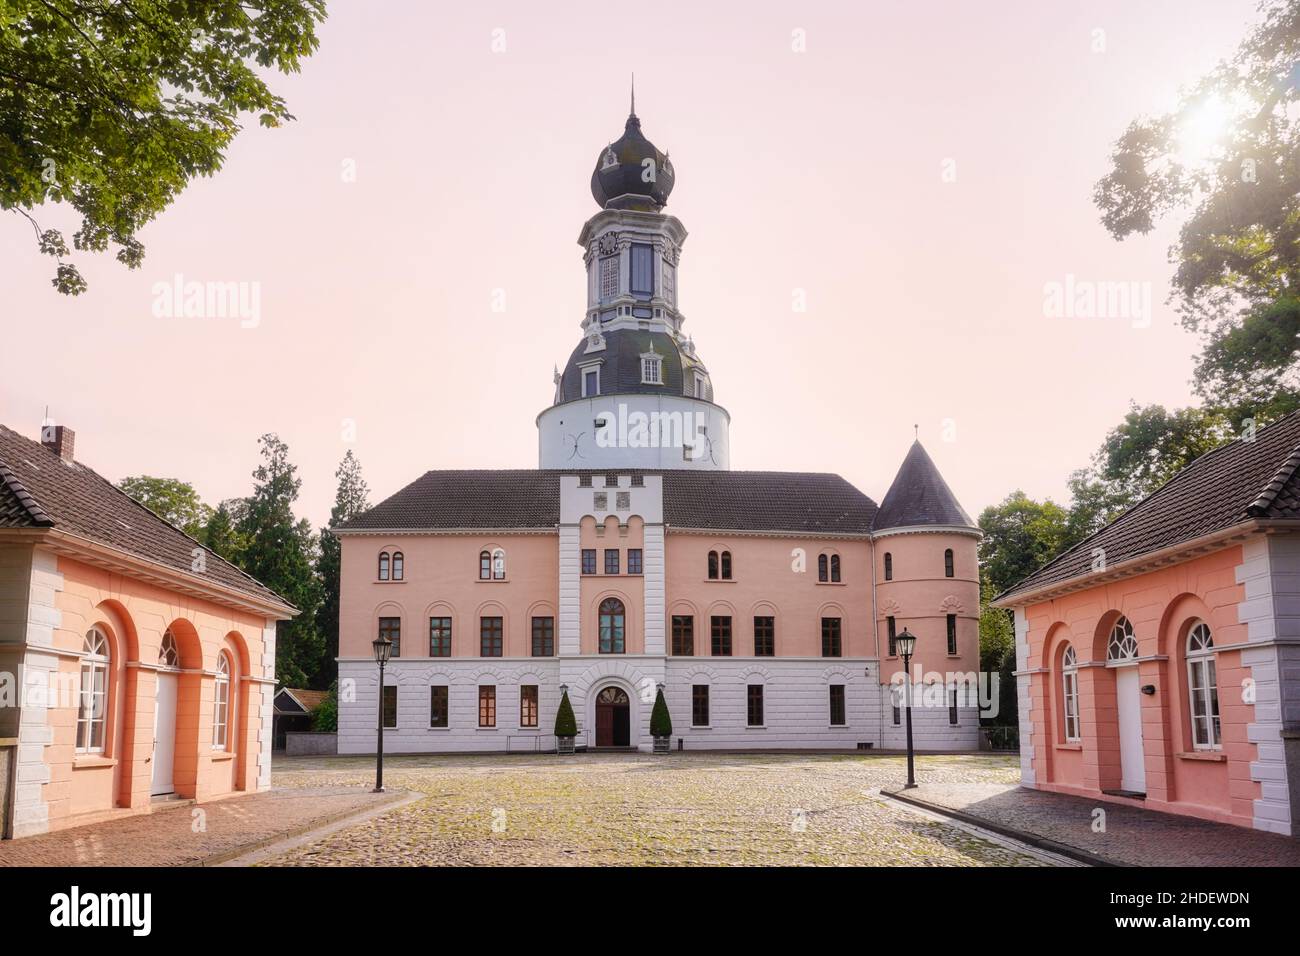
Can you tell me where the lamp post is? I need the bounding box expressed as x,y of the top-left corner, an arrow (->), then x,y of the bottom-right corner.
372,634 -> 393,793
896,627 -> 918,789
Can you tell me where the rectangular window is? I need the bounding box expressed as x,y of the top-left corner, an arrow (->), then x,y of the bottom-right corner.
747,684 -> 764,727
944,549 -> 955,578
520,685 -> 539,728
1188,657 -> 1222,749
382,685 -> 398,729
641,357 -> 661,384
672,615 -> 694,655
949,689 -> 959,726
583,368 -> 599,397
710,615 -> 732,656
478,686 -> 496,728
430,686 -> 449,728
627,548 -> 643,574
829,685 -> 846,726
887,616 -> 897,657
599,254 -> 619,301
379,616 -> 401,658
480,616 -> 503,657
581,549 -> 597,575
692,685 -> 710,727
630,242 -> 654,298
429,617 -> 452,657
892,703 -> 901,726
531,616 -> 554,657
947,614 -> 958,656
821,617 -> 842,657
605,548 -> 620,575
753,616 -> 775,657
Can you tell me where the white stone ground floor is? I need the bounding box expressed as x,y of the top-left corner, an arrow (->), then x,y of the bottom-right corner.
336,656 -> 982,753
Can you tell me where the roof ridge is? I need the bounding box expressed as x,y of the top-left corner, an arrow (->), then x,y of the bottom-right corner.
1246,440 -> 1300,517
0,454 -> 54,526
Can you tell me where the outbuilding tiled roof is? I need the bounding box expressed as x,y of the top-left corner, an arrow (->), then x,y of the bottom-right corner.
997,410 -> 1300,604
337,469 -> 879,536
0,424 -> 293,611
873,441 -> 976,532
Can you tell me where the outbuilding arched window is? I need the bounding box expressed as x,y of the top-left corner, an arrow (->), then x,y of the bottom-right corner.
1061,645 -> 1080,742
213,654 -> 231,750
1107,616 -> 1138,661
158,629 -> 180,668
391,551 -> 404,581
76,628 -> 110,754
599,598 -> 625,654
378,551 -> 390,581
1186,620 -> 1221,750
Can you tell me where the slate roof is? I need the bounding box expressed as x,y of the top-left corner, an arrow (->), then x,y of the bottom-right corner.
337,469 -> 879,536
559,330 -> 690,403
872,441 -> 976,532
0,424 -> 293,611
997,410 -> 1300,604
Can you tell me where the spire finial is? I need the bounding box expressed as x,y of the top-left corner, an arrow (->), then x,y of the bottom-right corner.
913,423 -> 919,441
630,73 -> 636,117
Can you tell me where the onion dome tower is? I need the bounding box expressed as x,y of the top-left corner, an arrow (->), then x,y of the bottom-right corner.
538,87 -> 730,470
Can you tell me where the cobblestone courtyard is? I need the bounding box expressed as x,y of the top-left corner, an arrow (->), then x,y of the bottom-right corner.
263,752 -> 1047,866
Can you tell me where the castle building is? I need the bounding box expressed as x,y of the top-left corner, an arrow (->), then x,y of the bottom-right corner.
334,103 -> 982,753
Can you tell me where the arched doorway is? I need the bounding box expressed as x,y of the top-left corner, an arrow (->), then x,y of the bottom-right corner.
1108,616 -> 1146,794
151,630 -> 181,796
595,686 -> 630,747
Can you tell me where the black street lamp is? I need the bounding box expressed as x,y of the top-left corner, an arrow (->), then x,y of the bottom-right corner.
896,627 -> 918,789
372,634 -> 393,793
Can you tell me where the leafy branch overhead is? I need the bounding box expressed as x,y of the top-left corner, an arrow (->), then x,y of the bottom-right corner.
0,0 -> 327,294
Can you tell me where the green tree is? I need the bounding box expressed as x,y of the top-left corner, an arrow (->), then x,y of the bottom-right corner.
977,491 -> 1071,598
118,475 -> 212,539
237,434 -> 323,688
312,681 -> 338,733
2,0 -> 327,294
201,499 -> 249,563
315,451 -> 370,686
1093,0 -> 1300,416
649,687 -> 673,738
554,689 -> 577,738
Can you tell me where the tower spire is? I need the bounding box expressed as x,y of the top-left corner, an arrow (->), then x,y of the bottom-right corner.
630,73 -> 636,117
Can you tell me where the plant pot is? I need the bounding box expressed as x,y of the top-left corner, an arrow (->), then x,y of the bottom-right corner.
653,736 -> 671,754
556,736 -> 576,755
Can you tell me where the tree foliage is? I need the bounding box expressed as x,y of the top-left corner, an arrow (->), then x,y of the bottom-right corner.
1094,0 -> 1300,416
118,474 -> 212,539
554,689 -> 577,738
315,450 -> 369,687
977,491 -> 1072,598
1,0 -> 326,293
649,687 -> 673,738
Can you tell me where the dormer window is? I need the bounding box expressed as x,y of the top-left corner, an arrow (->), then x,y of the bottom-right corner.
641,348 -> 662,385
581,364 -> 600,397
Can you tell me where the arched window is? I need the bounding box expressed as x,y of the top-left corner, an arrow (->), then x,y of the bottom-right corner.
158,630 -> 180,668
1061,645 -> 1080,742
1107,616 -> 1138,661
830,554 -> 841,583
1186,620 -> 1221,750
77,628 -> 110,754
707,550 -> 719,580
391,551 -> 404,581
599,597 -> 625,654
378,551 -> 390,581
884,552 -> 893,581
479,550 -> 491,580
944,549 -> 954,578
492,548 -> 506,580
213,654 -> 231,750
720,551 -> 732,580
818,554 -> 828,582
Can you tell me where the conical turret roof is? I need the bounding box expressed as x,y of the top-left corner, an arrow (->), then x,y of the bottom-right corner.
873,441 -> 976,532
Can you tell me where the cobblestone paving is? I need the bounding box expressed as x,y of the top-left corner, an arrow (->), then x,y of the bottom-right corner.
0,787 -> 398,867
892,782 -> 1300,867
263,752 -> 1048,867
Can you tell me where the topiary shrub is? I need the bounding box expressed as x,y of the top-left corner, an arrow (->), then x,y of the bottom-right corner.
554,688 -> 577,737
650,687 -> 672,738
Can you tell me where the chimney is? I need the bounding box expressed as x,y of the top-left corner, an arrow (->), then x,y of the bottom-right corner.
40,423 -> 75,462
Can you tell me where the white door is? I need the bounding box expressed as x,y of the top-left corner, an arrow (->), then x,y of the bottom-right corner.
1115,667 -> 1146,794
151,673 -> 178,796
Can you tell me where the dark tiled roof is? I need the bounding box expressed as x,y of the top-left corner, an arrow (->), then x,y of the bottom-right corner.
338,469 -> 878,536
998,411 -> 1300,604
0,424 -> 292,611
872,441 -> 976,532
559,330 -> 691,403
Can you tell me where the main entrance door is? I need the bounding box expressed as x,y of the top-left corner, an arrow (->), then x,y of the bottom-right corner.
595,686 -> 630,747
151,673 -> 178,796
1115,666 -> 1146,794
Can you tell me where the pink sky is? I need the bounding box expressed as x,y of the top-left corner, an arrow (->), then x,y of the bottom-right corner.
0,0 -> 1262,527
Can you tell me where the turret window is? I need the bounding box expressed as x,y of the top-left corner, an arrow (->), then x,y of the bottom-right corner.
884,552 -> 893,581
641,354 -> 662,384
582,367 -> 600,397
630,243 -> 654,299
599,255 -> 619,301
944,549 -> 954,578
